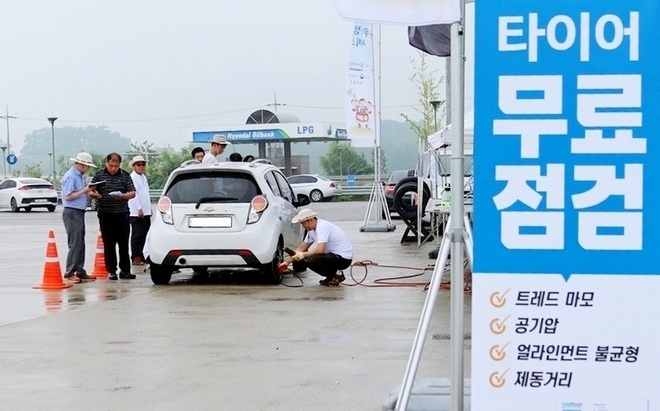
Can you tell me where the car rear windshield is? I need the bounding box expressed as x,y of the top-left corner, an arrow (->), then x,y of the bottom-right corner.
164,172 -> 261,204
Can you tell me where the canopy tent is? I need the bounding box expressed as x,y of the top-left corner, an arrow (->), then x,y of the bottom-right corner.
427,110 -> 473,152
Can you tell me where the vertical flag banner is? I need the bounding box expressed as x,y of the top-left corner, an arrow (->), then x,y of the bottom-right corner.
332,0 -> 461,25
472,1 -> 660,410
345,23 -> 376,148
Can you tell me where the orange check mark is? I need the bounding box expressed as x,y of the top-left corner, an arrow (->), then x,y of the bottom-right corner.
489,369 -> 509,388
489,288 -> 511,308
489,315 -> 510,335
489,342 -> 510,361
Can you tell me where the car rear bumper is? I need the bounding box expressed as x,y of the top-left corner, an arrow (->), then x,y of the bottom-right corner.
148,221 -> 279,267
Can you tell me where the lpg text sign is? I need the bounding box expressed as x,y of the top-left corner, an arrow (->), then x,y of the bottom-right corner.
472,1 -> 660,410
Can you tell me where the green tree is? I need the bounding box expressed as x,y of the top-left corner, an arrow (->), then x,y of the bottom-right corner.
23,163 -> 44,178
20,125 -> 132,177
401,51 -> 444,144
146,147 -> 192,189
320,142 -> 374,176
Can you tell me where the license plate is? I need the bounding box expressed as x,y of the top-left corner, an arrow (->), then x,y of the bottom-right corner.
188,216 -> 232,228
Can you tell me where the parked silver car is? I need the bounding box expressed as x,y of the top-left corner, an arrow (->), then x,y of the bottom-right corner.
287,174 -> 342,202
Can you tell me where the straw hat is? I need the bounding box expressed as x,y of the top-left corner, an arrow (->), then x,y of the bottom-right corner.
129,155 -> 148,167
70,152 -> 95,167
292,208 -> 318,223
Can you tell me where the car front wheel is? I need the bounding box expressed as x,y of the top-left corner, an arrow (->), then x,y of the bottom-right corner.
47,206 -> 55,212
150,262 -> 174,285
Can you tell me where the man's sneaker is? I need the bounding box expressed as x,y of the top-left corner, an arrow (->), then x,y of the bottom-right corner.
108,273 -> 118,280
119,272 -> 136,279
77,273 -> 97,282
64,274 -> 82,284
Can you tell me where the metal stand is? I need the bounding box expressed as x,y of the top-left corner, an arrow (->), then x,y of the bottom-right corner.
395,213 -> 472,410
395,17 -> 468,411
360,169 -> 396,232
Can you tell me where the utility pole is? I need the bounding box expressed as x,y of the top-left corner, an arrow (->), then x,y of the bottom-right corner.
0,106 -> 17,175
266,92 -> 286,112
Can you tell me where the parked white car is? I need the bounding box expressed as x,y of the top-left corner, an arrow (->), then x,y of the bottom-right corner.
147,160 -> 310,285
287,174 -> 342,202
0,178 -> 58,212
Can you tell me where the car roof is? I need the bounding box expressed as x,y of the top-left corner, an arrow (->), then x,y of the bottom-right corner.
15,178 -> 52,185
174,160 -> 275,174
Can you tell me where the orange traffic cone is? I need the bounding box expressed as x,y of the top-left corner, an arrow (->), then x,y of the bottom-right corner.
34,230 -> 72,290
91,231 -> 108,278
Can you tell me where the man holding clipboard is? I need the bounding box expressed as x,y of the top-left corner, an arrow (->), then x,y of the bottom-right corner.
61,152 -> 102,283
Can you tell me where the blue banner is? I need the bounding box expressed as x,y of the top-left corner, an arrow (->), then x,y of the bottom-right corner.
474,2 -> 660,278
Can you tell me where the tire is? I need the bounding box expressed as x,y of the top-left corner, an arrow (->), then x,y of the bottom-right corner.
47,206 -> 55,212
309,189 -> 324,202
150,262 -> 174,285
25,206 -> 32,212
10,198 -> 19,212
192,266 -> 208,274
393,180 -> 430,220
261,239 -> 284,284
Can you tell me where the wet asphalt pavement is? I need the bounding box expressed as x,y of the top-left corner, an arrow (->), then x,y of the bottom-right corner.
0,201 -> 471,410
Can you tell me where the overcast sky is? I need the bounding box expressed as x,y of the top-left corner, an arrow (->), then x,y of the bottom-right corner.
0,1 -> 474,154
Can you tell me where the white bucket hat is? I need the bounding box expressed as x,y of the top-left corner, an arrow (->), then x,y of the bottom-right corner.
292,208 -> 318,223
211,134 -> 231,145
70,152 -> 95,167
129,155 -> 148,167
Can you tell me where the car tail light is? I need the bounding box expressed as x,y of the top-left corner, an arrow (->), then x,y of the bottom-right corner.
158,196 -> 173,224
384,186 -> 394,196
329,182 -> 336,188
19,186 -> 32,190
248,195 -> 268,224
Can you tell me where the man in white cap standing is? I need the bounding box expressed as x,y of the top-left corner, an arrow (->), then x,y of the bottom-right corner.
280,208 -> 353,286
128,155 -> 151,266
202,134 -> 231,164
61,152 -> 102,283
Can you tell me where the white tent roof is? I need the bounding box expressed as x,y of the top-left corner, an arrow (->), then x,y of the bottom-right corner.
427,110 -> 474,152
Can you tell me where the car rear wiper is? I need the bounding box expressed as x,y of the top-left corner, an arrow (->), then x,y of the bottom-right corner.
195,196 -> 239,209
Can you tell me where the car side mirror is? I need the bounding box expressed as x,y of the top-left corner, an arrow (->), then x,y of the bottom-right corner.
293,193 -> 311,207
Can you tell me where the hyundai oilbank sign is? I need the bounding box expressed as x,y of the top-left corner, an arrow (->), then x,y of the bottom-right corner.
472,1 -> 659,410
191,122 -> 348,143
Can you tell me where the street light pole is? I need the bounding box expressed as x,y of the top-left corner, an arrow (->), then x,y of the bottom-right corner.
0,145 -> 7,179
48,117 -> 57,180
430,100 -> 442,132
0,106 -> 16,175
48,153 -> 53,179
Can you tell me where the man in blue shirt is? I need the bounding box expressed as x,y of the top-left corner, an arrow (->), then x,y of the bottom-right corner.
61,152 -> 101,283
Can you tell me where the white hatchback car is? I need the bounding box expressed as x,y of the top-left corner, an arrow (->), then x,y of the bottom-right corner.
287,174 -> 342,202
0,178 -> 58,212
147,160 -> 310,285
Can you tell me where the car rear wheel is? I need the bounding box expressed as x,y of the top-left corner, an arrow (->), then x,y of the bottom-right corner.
309,189 -> 324,202
150,262 -> 174,285
192,266 -> 208,274
10,198 -> 19,212
261,239 -> 284,283
25,206 -> 32,212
